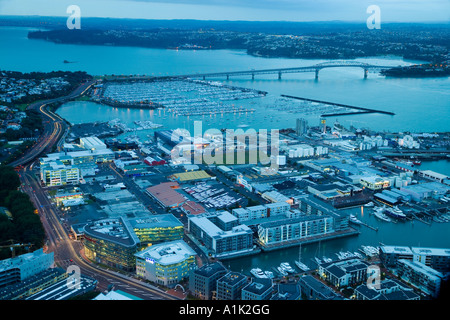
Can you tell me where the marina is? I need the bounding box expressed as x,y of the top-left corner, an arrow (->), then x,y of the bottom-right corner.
99,79 -> 263,116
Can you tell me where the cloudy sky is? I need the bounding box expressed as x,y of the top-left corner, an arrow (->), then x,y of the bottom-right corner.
0,0 -> 449,22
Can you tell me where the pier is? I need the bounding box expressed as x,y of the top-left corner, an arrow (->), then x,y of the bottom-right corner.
280,94 -> 395,117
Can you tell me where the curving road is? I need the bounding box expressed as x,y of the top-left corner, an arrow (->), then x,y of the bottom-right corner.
13,80 -> 180,300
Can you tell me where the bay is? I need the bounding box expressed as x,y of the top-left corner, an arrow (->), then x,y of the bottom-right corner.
2,26 -> 449,275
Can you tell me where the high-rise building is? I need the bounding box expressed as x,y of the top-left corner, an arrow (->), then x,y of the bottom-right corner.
296,118 -> 308,136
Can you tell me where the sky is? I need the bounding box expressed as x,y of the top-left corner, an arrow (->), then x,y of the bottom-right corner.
0,0 -> 449,22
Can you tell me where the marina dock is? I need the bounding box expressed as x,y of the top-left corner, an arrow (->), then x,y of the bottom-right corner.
280,94 -> 395,117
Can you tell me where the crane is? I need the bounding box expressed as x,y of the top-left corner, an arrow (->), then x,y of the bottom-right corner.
0,240 -> 33,258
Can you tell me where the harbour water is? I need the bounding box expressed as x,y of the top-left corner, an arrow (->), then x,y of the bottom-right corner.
2,26 -> 449,275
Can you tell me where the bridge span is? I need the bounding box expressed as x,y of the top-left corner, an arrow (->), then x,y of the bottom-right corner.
107,61 -> 394,81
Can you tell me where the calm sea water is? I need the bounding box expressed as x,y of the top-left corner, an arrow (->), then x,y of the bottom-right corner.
2,26 -> 449,274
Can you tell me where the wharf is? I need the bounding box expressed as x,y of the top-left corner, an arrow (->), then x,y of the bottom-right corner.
280,94 -> 395,116
256,228 -> 360,252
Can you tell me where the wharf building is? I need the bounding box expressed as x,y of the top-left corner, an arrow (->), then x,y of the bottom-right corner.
82,215 -> 184,271
255,195 -> 356,251
318,258 -> 371,288
354,279 -> 420,300
189,262 -> 228,300
216,271 -> 248,300
379,245 -> 450,273
396,259 -> 444,298
134,240 -> 196,288
187,211 -> 255,259
0,248 -> 54,289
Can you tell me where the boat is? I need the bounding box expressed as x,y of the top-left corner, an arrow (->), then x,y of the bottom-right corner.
264,271 -> 274,279
384,206 -> 407,220
280,262 -> 295,274
250,268 -> 268,279
294,245 -> 310,272
277,267 -> 288,276
349,214 -> 363,225
322,256 -> 332,263
314,257 -> 322,265
361,246 -> 380,257
364,201 -> 374,207
373,207 -> 392,222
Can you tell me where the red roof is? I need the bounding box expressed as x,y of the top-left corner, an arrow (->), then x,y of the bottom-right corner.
146,182 -> 186,207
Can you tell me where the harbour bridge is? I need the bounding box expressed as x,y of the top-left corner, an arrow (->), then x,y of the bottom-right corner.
178,60 -> 393,80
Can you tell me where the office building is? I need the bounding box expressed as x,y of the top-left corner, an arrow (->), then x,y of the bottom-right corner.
189,262 -> 227,300
216,271 -> 247,300
129,214 -> 184,245
135,240 -> 197,287
82,217 -> 141,272
0,249 -> 54,289
188,211 -> 254,258
40,161 -> 81,186
241,278 -> 273,300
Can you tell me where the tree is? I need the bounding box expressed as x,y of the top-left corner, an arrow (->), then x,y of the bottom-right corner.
0,165 -> 21,192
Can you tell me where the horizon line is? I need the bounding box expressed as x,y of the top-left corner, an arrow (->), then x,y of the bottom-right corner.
1,14 -> 449,25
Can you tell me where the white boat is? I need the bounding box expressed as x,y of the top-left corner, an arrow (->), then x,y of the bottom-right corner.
264,271 -> 274,279
250,268 -> 268,279
280,262 -> 295,274
322,256 -> 332,263
384,206 -> 407,220
277,267 -> 288,276
314,257 -> 322,265
349,214 -> 363,225
364,202 -> 374,207
373,207 -> 392,222
295,245 -> 310,272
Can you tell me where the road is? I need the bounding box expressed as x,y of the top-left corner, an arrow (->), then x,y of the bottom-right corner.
11,81 -> 180,300
10,80 -> 95,168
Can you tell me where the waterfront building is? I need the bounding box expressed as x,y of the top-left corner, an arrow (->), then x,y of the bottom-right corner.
135,240 -> 197,287
189,262 -> 228,300
411,247 -> 450,273
318,258 -> 370,288
294,195 -> 350,231
79,136 -> 107,151
299,275 -> 341,300
128,214 -> 184,245
0,249 -> 54,289
257,214 -> 334,247
379,246 -> 413,268
380,245 -> 450,273
400,182 -> 450,202
397,259 -> 444,298
40,161 -> 81,186
354,278 -> 420,300
187,211 -> 254,258
241,278 -> 273,300
216,271 -> 248,300
296,118 -> 308,136
419,170 -> 449,183
82,217 -> 141,272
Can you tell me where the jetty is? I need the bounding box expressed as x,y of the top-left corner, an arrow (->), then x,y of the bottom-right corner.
280,94 -> 395,117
